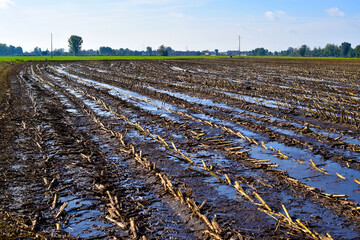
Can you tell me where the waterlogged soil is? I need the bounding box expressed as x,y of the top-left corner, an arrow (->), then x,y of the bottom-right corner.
1,58 -> 360,239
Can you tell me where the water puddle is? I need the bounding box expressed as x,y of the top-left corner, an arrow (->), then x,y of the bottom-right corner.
49,65 -> 360,204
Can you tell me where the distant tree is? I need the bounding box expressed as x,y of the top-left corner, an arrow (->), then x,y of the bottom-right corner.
286,47 -> 295,56
0,44 -> 22,56
348,48 -> 355,58
215,49 -> 219,56
14,46 -> 23,55
41,49 -> 50,56
134,50 -> 142,56
0,44 -> 6,55
297,45 -> 309,57
34,47 -> 42,56
340,42 -> 351,57
146,46 -> 153,56
117,48 -> 125,56
99,46 -> 115,56
158,45 -> 168,56
166,47 -> 173,56
68,35 -> 83,56
323,44 -> 339,57
81,49 -> 98,56
355,45 -> 360,58
124,48 -> 131,56
53,48 -> 65,56
251,48 -> 268,56
312,47 -> 322,57
8,45 -> 16,55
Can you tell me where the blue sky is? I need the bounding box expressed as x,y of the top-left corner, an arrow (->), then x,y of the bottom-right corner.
0,0 -> 359,52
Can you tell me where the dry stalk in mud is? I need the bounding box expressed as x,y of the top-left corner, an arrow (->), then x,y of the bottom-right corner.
75,84 -> 337,239
32,61 -> 360,239
55,202 -> 68,218
78,98 -> 227,239
309,159 -> 329,175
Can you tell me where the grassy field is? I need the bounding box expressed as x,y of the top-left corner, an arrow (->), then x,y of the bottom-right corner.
0,55 -> 229,62
0,55 -> 358,62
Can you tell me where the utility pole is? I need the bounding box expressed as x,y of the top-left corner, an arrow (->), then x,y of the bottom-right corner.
238,35 -> 241,58
51,33 -> 53,59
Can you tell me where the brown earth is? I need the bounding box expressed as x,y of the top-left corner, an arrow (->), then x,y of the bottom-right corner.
1,58 -> 360,239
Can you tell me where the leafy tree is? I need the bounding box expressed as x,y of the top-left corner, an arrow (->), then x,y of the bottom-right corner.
0,44 -> 6,55
124,48 -> 131,56
14,47 -> 23,55
279,47 -> 294,56
355,45 -> 360,58
215,49 -> 219,56
323,44 -> 339,57
53,48 -> 65,56
340,42 -> 351,57
251,48 -> 268,56
312,47 -> 322,57
158,45 -> 168,56
117,48 -> 125,56
68,35 -> 83,56
297,45 -> 309,57
146,46 -> 152,56
286,47 -> 295,56
348,48 -> 355,58
34,47 -> 42,56
0,44 -> 23,56
99,46 -> 115,56
8,45 -> 15,55
166,47 -> 173,56
41,49 -> 50,56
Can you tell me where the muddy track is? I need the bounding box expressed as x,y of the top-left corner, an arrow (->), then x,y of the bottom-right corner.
1,59 -> 360,239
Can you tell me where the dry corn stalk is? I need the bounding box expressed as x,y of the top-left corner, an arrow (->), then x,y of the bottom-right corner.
55,202 -> 68,218
309,159 -> 329,175
105,216 -> 127,229
336,173 -> 347,180
254,192 -> 272,212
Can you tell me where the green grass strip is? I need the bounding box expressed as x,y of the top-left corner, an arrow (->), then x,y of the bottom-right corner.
1,55 -> 359,62
0,56 -> 230,62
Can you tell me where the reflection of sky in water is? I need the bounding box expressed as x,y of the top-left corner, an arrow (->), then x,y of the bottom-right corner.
52,66 -> 360,206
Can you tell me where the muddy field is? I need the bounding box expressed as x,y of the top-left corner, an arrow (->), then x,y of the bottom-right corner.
1,58 -> 360,239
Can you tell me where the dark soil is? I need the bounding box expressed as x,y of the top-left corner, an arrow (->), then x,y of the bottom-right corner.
1,58 -> 360,239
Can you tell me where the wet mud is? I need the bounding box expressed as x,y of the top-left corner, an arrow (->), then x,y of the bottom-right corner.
1,58 -> 360,239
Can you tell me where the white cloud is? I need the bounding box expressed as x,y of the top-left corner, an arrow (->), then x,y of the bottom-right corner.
0,0 -> 14,9
265,11 -> 276,20
265,10 -> 287,21
325,7 -> 345,17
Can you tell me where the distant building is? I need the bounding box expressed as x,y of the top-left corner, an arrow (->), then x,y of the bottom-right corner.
173,51 -> 202,56
226,50 -> 250,56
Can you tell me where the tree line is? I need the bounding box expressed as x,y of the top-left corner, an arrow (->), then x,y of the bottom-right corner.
0,44 -> 23,56
1,35 -> 360,58
250,42 -> 360,58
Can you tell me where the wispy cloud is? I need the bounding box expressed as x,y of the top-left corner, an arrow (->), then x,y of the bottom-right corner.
0,0 -> 15,9
265,11 -> 276,20
265,10 -> 287,21
325,7 -> 345,17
